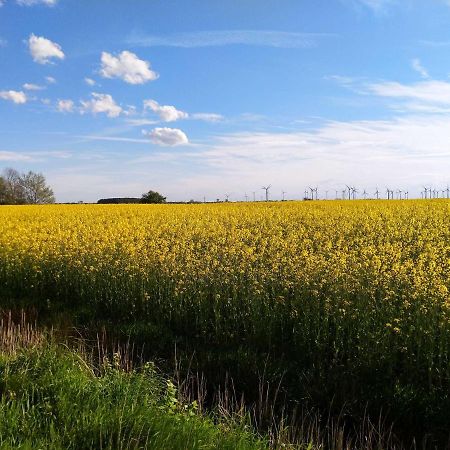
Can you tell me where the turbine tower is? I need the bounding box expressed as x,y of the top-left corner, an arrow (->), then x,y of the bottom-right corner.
262,185 -> 271,202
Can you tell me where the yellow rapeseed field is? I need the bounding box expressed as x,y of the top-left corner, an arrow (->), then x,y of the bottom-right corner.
1,200 -> 450,395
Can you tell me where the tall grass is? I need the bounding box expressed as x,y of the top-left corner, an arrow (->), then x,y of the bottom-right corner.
0,316 -> 266,450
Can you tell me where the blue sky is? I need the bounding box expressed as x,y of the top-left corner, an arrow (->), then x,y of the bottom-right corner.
1,0 -> 450,201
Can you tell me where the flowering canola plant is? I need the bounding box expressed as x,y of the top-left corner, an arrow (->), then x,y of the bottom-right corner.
1,200 -> 450,395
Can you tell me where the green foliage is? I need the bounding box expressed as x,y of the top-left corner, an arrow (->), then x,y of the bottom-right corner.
0,345 -> 265,450
140,190 -> 166,204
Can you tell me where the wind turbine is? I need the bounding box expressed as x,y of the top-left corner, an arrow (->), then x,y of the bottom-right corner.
345,185 -> 352,200
363,189 -> 368,200
351,187 -> 358,200
244,193 -> 248,202
225,193 -> 230,202
282,190 -> 287,201
374,187 -> 380,200
262,185 -> 271,202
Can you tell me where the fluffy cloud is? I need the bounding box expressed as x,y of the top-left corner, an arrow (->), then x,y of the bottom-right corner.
57,99 -> 74,112
17,0 -> 57,5
28,34 -> 64,64
144,127 -> 189,146
100,51 -> 158,84
0,90 -> 27,104
45,76 -> 56,84
23,83 -> 45,91
84,77 -> 96,86
143,99 -> 188,122
80,93 -> 122,117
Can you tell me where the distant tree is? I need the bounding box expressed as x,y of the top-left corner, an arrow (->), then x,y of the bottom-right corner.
20,171 -> 55,204
97,197 -> 140,204
141,190 -> 166,204
0,176 -> 6,205
2,168 -> 26,204
0,168 -> 54,205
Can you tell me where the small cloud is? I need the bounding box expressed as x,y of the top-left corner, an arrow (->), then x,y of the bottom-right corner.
123,105 -> 137,116
368,80 -> 450,107
80,92 -> 122,118
0,151 -> 32,161
0,37 -> 7,47
127,30 -> 330,49
84,77 -> 96,86
0,90 -> 27,104
57,99 -> 74,112
191,112 -> 224,122
126,118 -> 159,126
144,127 -> 189,146
45,76 -> 56,84
412,58 -> 430,79
143,99 -> 188,122
17,0 -> 57,5
28,34 -> 65,64
347,0 -> 393,13
100,51 -> 158,84
41,98 -> 51,105
23,82 -> 45,91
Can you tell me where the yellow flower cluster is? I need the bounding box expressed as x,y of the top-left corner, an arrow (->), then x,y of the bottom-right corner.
0,200 -> 450,374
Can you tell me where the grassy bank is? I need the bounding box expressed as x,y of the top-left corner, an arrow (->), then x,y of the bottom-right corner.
0,320 -> 266,450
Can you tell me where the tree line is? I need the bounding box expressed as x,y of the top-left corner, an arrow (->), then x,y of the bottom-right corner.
0,168 -> 55,205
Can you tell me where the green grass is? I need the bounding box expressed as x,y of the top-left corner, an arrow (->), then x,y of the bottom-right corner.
0,340 -> 266,450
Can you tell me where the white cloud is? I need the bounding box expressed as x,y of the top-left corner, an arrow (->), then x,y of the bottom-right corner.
17,0 -> 57,4
0,90 -> 27,104
45,76 -> 56,84
127,30 -> 331,49
347,0 -> 394,12
369,80 -> 450,107
80,93 -> 122,118
100,51 -> 158,84
191,113 -> 224,122
143,99 -> 188,122
57,99 -> 74,112
412,58 -> 429,79
0,151 -> 32,161
23,83 -> 45,91
28,34 -> 64,64
144,127 -> 189,146
84,77 -> 96,86
126,118 -> 159,127
172,115 -> 450,199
